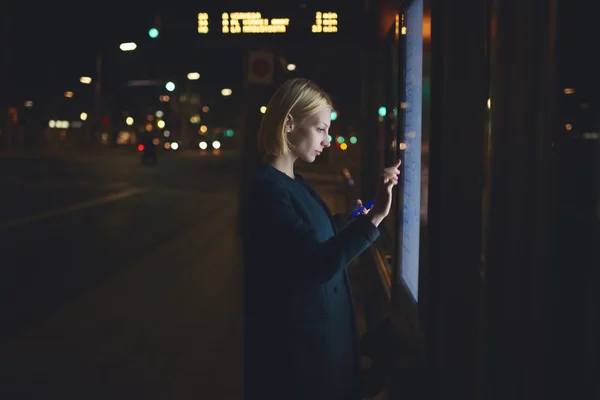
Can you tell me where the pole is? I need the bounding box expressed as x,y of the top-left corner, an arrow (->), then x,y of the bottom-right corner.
91,52 -> 102,145
1,6 -> 10,149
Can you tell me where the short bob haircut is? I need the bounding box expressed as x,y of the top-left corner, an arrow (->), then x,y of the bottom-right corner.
257,78 -> 333,158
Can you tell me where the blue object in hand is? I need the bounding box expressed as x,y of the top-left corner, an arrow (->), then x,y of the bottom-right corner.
351,200 -> 375,218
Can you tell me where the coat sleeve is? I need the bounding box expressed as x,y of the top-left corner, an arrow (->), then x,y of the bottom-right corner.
247,179 -> 379,284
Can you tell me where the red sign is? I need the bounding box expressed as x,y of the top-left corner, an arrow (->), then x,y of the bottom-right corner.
252,59 -> 271,78
248,51 -> 274,85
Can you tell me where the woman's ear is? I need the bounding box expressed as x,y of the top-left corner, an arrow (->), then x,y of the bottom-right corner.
284,114 -> 294,133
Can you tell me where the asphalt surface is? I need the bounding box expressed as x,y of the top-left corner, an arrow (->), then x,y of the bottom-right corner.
0,147 -> 352,399
0,149 -> 245,399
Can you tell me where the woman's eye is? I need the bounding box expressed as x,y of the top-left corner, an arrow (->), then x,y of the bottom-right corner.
317,128 -> 325,133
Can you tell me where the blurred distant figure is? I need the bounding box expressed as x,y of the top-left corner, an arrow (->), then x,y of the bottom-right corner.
140,132 -> 158,165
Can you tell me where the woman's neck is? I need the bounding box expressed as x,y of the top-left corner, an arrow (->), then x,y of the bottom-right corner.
267,155 -> 296,179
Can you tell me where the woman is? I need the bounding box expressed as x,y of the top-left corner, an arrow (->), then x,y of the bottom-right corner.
240,78 -> 400,400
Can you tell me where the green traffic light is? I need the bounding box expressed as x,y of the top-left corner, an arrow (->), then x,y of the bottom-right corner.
149,28 -> 159,38
331,110 -> 338,121
350,136 -> 358,144
378,106 -> 387,117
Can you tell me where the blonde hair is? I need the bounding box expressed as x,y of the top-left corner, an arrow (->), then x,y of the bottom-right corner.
257,78 -> 333,158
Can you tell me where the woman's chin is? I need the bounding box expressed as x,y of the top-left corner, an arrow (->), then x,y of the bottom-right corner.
302,154 -> 317,163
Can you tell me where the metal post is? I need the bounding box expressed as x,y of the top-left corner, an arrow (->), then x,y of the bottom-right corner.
1,6 -> 10,149
91,52 -> 102,145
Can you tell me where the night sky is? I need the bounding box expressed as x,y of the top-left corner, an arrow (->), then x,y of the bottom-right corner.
3,0 -> 357,105
2,0 -> 597,110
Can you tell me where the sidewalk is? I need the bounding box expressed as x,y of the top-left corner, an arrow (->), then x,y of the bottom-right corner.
0,194 -> 243,400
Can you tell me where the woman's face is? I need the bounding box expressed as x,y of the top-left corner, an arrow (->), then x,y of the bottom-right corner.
287,107 -> 331,163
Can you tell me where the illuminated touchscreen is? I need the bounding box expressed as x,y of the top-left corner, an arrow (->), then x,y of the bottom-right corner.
400,0 -> 423,302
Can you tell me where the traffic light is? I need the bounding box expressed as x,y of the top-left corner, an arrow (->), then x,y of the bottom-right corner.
331,110 -> 338,121
378,106 -> 387,117
149,28 -> 159,38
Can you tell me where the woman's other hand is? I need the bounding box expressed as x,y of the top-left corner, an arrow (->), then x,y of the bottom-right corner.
347,199 -> 369,219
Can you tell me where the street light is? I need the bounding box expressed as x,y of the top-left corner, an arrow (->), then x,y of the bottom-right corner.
287,63 -> 297,71
165,81 -> 175,92
80,76 -> 92,84
187,72 -> 200,80
221,88 -> 232,96
260,106 -> 267,114
80,112 -> 88,121
119,42 -> 137,51
64,91 -> 74,98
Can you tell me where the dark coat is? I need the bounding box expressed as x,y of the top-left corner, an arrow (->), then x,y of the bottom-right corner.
240,163 -> 379,400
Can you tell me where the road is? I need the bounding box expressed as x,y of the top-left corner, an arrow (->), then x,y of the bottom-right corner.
0,147 -> 351,399
0,149 -> 244,399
